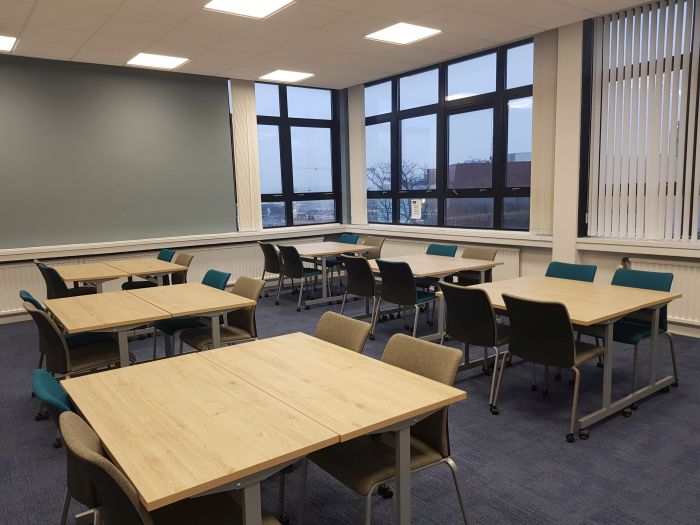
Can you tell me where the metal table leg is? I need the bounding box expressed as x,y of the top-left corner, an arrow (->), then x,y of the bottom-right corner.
211,314 -> 222,349
117,331 -> 129,367
241,483 -> 263,525
395,426 -> 411,524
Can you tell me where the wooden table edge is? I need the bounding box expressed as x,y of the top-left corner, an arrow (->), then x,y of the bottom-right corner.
125,290 -> 257,317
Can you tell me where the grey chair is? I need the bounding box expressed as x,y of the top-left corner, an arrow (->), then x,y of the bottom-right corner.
314,311 -> 371,354
298,334 -> 468,525
494,294 -> 605,442
179,276 -> 265,353
170,252 -> 195,285
59,412 -> 281,525
455,246 -> 497,285
439,281 -> 509,412
360,235 -> 385,260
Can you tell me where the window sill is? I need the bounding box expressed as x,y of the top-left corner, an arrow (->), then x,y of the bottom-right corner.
577,237 -> 700,259
349,223 -> 553,248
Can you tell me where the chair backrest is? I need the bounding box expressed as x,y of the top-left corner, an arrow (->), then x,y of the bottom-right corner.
338,255 -> 375,298
258,242 -> 281,274
611,268 -> 673,330
461,246 -> 497,261
170,252 -> 195,285
157,248 -> 176,262
201,269 -> 230,290
382,334 -> 461,458
228,276 -> 265,337
338,233 -> 359,244
361,236 -> 385,260
20,289 -> 45,312
545,261 -> 597,282
58,412 -> 103,511
314,312 -> 371,354
278,245 -> 305,278
427,244 -> 457,257
503,294 -> 576,368
439,282 -> 498,347
35,261 -> 69,299
24,301 -> 71,374
32,369 -> 72,413
376,260 -> 417,306
60,412 -> 153,525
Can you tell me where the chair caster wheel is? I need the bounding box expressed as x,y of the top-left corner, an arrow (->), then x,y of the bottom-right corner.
31,391 -> 36,398
672,381 -> 679,387
53,438 -> 63,448
296,307 -> 301,312
505,360 -> 513,368
378,485 -> 393,499
622,407 -> 632,417
542,389 -> 549,397
369,334 -> 375,340
490,405 -> 499,415
279,515 -> 290,525
579,429 -> 589,440
554,374 -> 562,381
35,411 -> 49,422
427,321 -> 434,326
530,385 -> 537,392
597,362 -> 604,368
274,301 -> 279,305
305,305 -> 310,310
566,433 -> 575,443
630,402 -> 638,410
661,385 -> 670,393
264,292 -> 269,298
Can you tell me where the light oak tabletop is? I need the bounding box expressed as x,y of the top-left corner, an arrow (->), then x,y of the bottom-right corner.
202,332 -> 467,441
369,253 -> 502,278
62,354 -> 338,511
45,291 -> 170,333
127,283 -> 255,316
51,262 -> 130,282
105,258 -> 187,276
471,275 -> 682,326
288,241 -> 371,258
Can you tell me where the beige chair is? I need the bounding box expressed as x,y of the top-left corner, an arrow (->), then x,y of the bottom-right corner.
456,246 -> 497,285
298,334 -> 468,525
59,412 -> 280,525
179,276 -> 265,353
170,252 -> 195,285
314,311 -> 371,354
361,235 -> 385,260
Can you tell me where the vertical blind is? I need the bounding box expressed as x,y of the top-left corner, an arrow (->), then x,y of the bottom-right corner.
588,0 -> 700,241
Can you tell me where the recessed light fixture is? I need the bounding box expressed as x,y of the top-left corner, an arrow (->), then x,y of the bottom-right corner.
204,0 -> 294,19
365,22 -> 441,45
0,35 -> 18,52
259,70 -> 314,83
127,53 -> 189,70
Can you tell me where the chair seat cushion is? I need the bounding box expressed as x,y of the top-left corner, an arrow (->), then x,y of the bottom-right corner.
577,319 -> 663,346
155,317 -> 205,335
65,286 -> 97,297
302,268 -> 322,277
416,291 -> 437,305
180,325 -> 254,352
152,492 -> 279,525
310,435 -> 442,496
65,332 -> 114,349
415,277 -> 438,289
121,280 -> 158,290
69,341 -> 133,372
32,369 -> 72,413
574,341 -> 605,366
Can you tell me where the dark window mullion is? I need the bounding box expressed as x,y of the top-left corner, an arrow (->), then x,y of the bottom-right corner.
492,47 -> 508,230
278,86 -> 294,226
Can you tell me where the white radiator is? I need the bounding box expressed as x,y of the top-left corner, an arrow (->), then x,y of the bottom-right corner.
630,257 -> 700,327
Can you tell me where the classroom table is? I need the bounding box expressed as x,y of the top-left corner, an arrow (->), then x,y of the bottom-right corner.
284,241 -> 371,308
61,353 -> 339,525
203,332 -> 466,524
50,262 -> 130,292
105,258 -> 187,286
471,275 -> 681,436
127,283 -> 256,353
369,253 -> 503,340
45,291 -> 170,366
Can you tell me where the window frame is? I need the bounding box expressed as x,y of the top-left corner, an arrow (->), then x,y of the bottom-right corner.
364,40 -> 533,230
257,82 -> 342,228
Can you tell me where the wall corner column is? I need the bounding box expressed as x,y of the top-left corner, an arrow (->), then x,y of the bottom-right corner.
230,79 -> 262,232
347,84 -> 367,225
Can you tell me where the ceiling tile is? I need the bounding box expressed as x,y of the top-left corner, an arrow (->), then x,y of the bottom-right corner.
267,2 -> 347,28
418,32 -> 496,55
220,64 -> 270,80
359,0 -> 443,20
157,26 -> 231,48
299,0 -> 374,12
319,12 -> 393,37
176,59 -> 231,75
27,5 -> 108,32
20,23 -> 94,47
287,29 -> 355,50
193,45 -> 256,65
176,9 -> 255,34
83,33 -> 156,53
72,46 -> 132,66
558,1 -> 648,15
237,21 -> 310,42
14,40 -> 80,60
99,16 -> 175,39
313,50 -> 419,73
263,43 -> 326,61
0,0 -> 36,23
214,34 -> 279,54
113,0 -> 200,24
34,0 -> 124,16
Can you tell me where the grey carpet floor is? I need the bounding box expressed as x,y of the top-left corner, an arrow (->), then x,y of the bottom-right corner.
1,286 -> 699,524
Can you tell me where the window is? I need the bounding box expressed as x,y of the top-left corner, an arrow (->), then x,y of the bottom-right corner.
256,83 -> 340,228
365,42 -> 533,230
583,1 -> 700,240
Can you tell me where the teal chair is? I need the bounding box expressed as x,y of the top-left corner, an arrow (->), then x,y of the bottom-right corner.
426,244 -> 458,257
152,269 -> 231,359
545,261 -> 597,282
610,268 -> 677,392
122,248 -> 177,290
20,290 -> 114,370
32,369 -> 73,447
